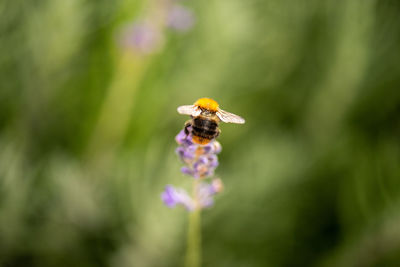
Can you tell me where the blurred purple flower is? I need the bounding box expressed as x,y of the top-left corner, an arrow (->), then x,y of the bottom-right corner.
161,180 -> 223,210
211,178 -> 224,193
167,5 -> 195,32
161,185 -> 194,211
120,21 -> 162,54
197,182 -> 217,208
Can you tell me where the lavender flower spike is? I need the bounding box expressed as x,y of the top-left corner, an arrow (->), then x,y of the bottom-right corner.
175,129 -> 221,179
162,128 -> 224,211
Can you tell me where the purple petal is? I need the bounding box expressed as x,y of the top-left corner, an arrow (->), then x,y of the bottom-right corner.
202,145 -> 212,153
202,169 -> 215,178
207,155 -> 219,168
181,144 -> 198,159
161,185 -> 195,210
202,140 -> 221,154
181,166 -> 194,176
175,129 -> 188,144
194,156 -> 208,167
161,185 -> 179,207
175,128 -> 195,146
176,147 -> 194,160
197,183 -> 216,208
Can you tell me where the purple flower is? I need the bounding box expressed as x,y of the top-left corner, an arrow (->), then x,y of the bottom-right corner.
175,129 -> 221,179
161,180 -> 224,211
167,5 -> 195,32
119,21 -> 162,54
175,127 -> 194,146
175,129 -> 190,144
162,128 -> 224,211
203,141 -> 222,154
161,185 -> 194,211
197,180 -> 224,208
197,183 -> 216,208
176,145 -> 197,161
192,155 -> 217,178
181,166 -> 194,176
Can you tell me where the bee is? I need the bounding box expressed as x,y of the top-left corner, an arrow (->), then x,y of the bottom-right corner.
177,97 -> 245,145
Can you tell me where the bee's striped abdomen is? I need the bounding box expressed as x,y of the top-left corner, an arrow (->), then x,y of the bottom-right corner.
191,117 -> 219,144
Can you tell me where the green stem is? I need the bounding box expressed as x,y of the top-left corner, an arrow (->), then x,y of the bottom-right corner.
185,208 -> 201,267
185,180 -> 202,267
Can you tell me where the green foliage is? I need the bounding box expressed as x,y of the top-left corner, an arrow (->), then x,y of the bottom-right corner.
0,0 -> 400,266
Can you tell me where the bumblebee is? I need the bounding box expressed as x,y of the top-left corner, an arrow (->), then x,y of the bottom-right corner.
177,98 -> 245,145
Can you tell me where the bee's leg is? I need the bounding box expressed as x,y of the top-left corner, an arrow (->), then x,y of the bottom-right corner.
184,121 -> 192,135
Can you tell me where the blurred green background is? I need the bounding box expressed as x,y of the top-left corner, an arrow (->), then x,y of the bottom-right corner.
1,0 -> 400,266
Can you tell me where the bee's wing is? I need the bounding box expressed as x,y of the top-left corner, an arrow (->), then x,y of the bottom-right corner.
216,109 -> 245,124
177,105 -> 201,116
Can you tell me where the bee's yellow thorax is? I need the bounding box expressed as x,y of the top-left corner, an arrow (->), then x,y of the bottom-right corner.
194,98 -> 219,112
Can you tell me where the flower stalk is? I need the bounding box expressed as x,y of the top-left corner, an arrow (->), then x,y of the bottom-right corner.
185,192 -> 201,267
